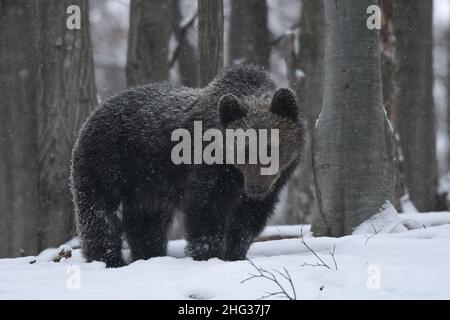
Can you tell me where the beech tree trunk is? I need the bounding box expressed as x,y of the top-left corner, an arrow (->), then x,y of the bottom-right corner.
228,0 -> 270,68
197,0 -> 223,87
0,1 -> 41,257
126,0 -> 173,86
38,0 -> 97,249
311,0 -> 395,236
392,0 -> 437,212
284,0 -> 325,225
0,0 -> 97,256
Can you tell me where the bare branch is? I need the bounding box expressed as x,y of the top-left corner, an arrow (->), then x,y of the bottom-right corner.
259,291 -> 287,300
241,260 -> 297,300
300,226 -> 331,269
364,222 -> 380,246
169,12 -> 198,69
329,245 -> 338,271
299,226 -> 338,270
271,22 -> 301,46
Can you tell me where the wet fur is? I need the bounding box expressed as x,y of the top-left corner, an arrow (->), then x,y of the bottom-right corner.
70,65 -> 305,267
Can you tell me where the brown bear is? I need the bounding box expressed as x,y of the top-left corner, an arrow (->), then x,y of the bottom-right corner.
70,64 -> 305,267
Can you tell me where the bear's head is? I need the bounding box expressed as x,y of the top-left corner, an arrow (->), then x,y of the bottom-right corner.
218,88 -> 304,198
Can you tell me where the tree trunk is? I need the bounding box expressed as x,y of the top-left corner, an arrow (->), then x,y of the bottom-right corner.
172,0 -> 198,87
0,1 -> 41,257
447,16 -> 450,171
0,0 -> 97,257
197,0 -> 223,87
126,0 -> 173,87
311,0 -> 395,236
37,0 -> 97,249
284,0 -> 324,225
228,0 -> 270,68
380,0 -> 406,211
380,0 -> 394,118
392,0 -> 437,212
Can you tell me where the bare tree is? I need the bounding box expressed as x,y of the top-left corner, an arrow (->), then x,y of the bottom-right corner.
0,1 -> 41,257
228,0 -> 270,68
0,1 -> 97,257
392,1 -> 437,212
38,0 -> 97,249
197,0 -> 223,87
380,0 -> 406,211
172,0 -> 198,87
311,0 -> 395,236
89,0 -> 129,100
126,0 -> 173,86
447,15 -> 450,171
284,0 -> 325,225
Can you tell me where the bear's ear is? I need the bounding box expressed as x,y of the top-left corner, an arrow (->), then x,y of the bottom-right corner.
218,94 -> 248,126
270,88 -> 299,120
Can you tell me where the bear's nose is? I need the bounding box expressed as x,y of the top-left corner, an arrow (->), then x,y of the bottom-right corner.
247,184 -> 266,195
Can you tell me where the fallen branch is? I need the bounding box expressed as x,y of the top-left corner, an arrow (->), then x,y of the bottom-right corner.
254,234 -> 299,242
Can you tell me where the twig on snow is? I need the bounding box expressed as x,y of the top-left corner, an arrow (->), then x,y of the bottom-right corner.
300,226 -> 337,270
364,222 -> 380,246
241,259 -> 297,300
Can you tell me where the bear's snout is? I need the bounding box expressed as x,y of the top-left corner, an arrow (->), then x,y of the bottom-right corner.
246,183 -> 267,195
243,165 -> 273,196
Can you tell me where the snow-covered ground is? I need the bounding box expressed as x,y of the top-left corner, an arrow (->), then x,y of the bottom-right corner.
1,212 -> 450,300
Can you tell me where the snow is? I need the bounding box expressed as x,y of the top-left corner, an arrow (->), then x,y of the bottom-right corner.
400,194 -> 419,214
1,212 -> 450,299
353,202 -> 407,235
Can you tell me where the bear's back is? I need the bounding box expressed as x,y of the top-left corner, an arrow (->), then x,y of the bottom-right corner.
75,65 -> 277,168
103,81 -> 200,129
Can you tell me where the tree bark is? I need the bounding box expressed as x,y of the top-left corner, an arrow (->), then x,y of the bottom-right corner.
311,0 -> 395,236
0,1 -> 41,257
0,1 -> 97,257
392,0 -> 437,212
380,0 -> 395,118
380,0 -> 406,211
228,0 -> 270,68
126,0 -> 173,87
172,0 -> 198,87
447,16 -> 450,171
284,0 -> 324,225
197,0 -> 223,87
37,0 -> 97,249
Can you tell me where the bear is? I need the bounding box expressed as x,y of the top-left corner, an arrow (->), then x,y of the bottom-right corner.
70,64 -> 305,268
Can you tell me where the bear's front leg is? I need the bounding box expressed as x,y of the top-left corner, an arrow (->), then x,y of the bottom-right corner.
184,195 -> 228,261
224,224 -> 254,261
183,168 -> 238,261
224,196 -> 275,261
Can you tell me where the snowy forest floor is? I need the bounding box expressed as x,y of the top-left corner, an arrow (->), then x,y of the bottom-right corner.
1,212 -> 450,299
